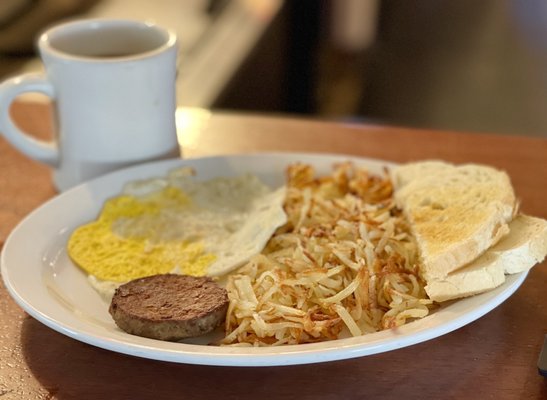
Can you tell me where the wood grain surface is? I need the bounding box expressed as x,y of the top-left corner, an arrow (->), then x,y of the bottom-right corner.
0,102 -> 546,400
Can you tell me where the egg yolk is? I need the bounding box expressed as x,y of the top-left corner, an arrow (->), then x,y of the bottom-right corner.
67,186 -> 216,282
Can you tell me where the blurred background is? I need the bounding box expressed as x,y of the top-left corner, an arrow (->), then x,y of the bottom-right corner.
2,0 -> 547,137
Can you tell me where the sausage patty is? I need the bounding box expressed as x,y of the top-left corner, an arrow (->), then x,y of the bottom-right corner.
109,274 -> 229,341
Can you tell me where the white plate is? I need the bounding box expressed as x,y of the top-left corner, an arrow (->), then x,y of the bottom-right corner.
1,153 -> 527,366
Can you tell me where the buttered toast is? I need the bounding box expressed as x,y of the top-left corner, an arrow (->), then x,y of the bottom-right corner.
424,215 -> 547,302
392,161 -> 517,281
392,160 -> 547,302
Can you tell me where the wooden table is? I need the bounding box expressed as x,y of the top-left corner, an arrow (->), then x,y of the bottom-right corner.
1,101 -> 546,399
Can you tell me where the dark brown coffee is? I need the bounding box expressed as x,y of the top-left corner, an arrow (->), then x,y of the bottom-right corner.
49,25 -> 167,59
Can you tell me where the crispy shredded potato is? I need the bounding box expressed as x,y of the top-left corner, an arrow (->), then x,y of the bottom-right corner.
221,162 -> 433,346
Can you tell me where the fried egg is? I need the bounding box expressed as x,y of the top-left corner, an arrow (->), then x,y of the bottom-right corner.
67,167 -> 287,299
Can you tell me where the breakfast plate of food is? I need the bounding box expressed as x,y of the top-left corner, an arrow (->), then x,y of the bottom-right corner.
2,153 -> 545,366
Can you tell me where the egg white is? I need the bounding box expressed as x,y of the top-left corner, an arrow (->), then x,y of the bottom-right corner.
87,167 -> 287,300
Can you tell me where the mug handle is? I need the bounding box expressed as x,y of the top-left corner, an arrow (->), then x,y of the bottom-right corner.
0,74 -> 59,166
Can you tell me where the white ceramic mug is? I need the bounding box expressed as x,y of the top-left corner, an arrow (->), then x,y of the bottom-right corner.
0,19 -> 179,191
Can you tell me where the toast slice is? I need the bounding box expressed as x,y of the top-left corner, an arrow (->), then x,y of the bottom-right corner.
425,215 -> 547,302
392,161 -> 517,281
